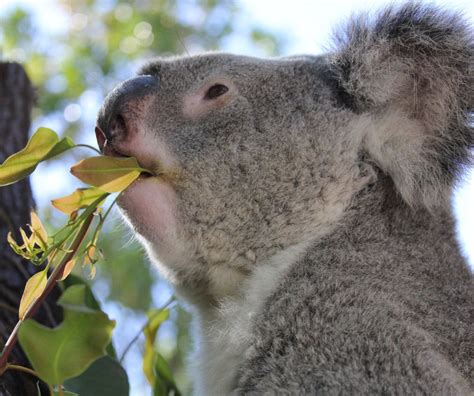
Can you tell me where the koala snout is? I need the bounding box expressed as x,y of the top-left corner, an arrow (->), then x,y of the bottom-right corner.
96,75 -> 159,150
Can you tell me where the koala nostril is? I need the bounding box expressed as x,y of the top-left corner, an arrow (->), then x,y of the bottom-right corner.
96,112 -> 128,152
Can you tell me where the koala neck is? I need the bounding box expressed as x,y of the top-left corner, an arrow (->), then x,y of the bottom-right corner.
185,174 -> 463,396
340,175 -> 457,250
188,240 -> 311,396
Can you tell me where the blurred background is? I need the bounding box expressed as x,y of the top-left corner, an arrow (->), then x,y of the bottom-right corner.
0,0 -> 473,394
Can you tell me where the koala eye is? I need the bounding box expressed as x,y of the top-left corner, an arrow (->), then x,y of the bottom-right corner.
204,84 -> 229,100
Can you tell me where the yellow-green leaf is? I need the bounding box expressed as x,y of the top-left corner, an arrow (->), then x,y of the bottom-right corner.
7,231 -> 31,260
20,227 -> 32,250
152,352 -> 181,396
52,188 -> 108,214
8,231 -> 22,250
0,127 -> 75,186
30,211 -> 48,248
143,309 -> 170,385
70,156 -> 149,193
19,269 -> 48,320
44,136 -> 75,160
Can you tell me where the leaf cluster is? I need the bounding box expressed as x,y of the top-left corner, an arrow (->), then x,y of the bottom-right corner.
0,127 -> 173,395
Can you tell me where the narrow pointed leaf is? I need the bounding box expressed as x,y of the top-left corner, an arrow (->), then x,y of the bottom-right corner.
143,309 -> 170,385
70,156 -> 148,193
20,228 -> 32,250
7,231 -> 22,250
18,285 -> 116,385
0,127 -> 75,186
52,188 -> 108,214
19,269 -> 48,320
58,259 -> 77,281
153,352 -> 181,396
30,211 -> 48,248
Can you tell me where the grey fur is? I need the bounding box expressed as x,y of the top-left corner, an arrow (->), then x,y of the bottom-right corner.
98,3 -> 473,395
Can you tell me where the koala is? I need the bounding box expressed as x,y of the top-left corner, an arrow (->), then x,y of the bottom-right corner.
96,3 -> 473,395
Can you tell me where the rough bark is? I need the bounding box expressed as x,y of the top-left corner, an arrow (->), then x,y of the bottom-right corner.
0,63 -> 62,396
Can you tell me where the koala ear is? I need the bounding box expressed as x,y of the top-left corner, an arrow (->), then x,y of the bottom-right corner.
331,4 -> 473,208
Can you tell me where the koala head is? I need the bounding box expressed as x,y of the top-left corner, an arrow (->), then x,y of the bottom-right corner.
96,4 -> 472,304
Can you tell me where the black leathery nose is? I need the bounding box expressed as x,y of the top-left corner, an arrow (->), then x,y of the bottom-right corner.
96,75 -> 159,142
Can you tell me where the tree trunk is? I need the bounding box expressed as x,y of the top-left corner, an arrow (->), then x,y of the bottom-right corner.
0,63 -> 62,396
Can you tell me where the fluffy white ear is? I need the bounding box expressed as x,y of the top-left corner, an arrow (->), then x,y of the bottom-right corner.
331,3 -> 473,208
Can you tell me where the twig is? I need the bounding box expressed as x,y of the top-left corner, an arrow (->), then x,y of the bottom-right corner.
74,144 -> 101,155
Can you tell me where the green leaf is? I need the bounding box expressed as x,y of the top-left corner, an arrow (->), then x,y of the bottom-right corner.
60,275 -> 117,359
70,155 -> 149,193
142,308 -> 180,395
64,356 -> 129,396
44,136 -> 75,160
18,284 -> 115,385
18,269 -> 48,320
143,309 -> 170,385
0,127 -> 75,186
153,352 -> 181,396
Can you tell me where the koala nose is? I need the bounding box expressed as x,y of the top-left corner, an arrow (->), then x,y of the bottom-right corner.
96,75 -> 159,150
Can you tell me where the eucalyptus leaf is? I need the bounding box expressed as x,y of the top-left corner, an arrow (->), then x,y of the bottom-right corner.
60,275 -> 117,359
44,136 -> 75,160
70,155 -> 149,193
52,187 -> 108,214
18,269 -> 48,320
143,309 -> 170,385
0,127 -> 75,186
18,284 -> 115,385
64,356 -> 129,396
153,353 -> 181,396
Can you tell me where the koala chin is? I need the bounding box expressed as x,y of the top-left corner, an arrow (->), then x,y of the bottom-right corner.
97,3 -> 473,395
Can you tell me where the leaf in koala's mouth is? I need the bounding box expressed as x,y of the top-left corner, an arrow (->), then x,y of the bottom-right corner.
70,155 -> 152,193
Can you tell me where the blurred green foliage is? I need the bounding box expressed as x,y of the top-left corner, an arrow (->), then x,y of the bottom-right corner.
0,1 -> 280,393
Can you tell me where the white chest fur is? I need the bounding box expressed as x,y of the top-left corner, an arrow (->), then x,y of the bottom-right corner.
190,242 -> 309,396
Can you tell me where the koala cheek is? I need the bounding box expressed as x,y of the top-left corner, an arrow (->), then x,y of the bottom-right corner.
118,178 -> 178,247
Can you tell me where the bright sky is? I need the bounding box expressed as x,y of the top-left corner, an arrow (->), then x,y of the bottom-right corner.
0,1 -> 473,395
